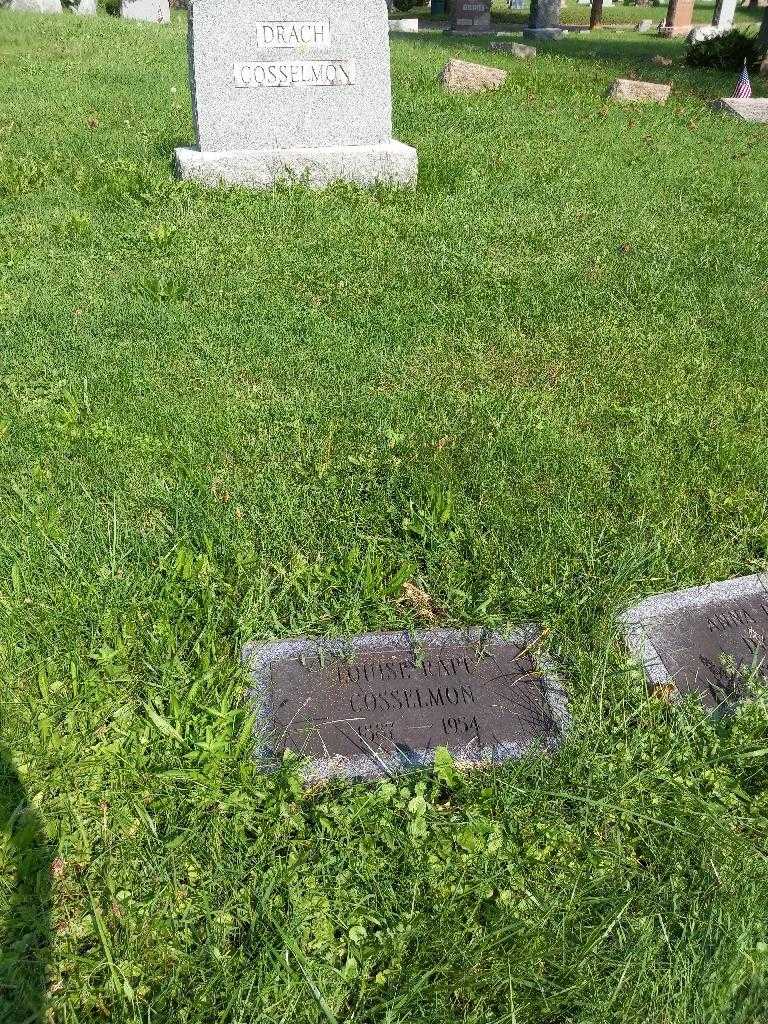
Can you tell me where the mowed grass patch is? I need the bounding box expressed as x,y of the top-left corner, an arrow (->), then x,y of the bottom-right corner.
0,10 -> 767,1024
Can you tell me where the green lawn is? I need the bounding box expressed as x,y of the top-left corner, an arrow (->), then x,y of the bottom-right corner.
392,0 -> 767,26
1,8 -> 768,1024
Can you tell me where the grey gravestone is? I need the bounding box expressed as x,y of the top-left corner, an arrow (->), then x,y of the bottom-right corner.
449,0 -> 492,32
121,0 -> 170,22
176,0 -> 418,191
622,573 -> 768,710
243,627 -> 568,782
71,0 -> 96,13
525,0 -> 564,38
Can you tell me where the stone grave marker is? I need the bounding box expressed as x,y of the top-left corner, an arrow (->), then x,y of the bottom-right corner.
121,0 -> 170,22
660,0 -> 694,36
525,0 -> 566,39
713,98 -> 768,122
449,0 -> 493,33
243,627 -> 568,782
175,0 -> 418,190
8,0 -> 62,12
608,78 -> 672,102
390,17 -> 419,32
622,573 -> 768,711
711,0 -> 738,26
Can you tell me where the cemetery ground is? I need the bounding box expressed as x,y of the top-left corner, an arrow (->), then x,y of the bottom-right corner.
392,0 -> 766,28
1,8 -> 768,1024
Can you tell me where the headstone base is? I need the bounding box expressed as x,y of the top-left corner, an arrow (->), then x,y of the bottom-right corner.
688,24 -> 726,40
658,22 -> 694,34
523,26 -> 568,38
175,141 -> 418,191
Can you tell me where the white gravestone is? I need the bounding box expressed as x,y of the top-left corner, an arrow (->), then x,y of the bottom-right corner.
175,0 -> 418,191
712,0 -> 738,29
8,0 -> 62,12
121,0 -> 170,24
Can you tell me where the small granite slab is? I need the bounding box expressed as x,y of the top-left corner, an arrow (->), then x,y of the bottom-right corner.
243,627 -> 568,782
440,58 -> 508,94
713,98 -> 768,122
621,573 -> 768,710
490,41 -> 537,57
608,78 -> 672,102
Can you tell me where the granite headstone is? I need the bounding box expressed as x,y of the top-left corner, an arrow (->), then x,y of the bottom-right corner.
175,0 -> 418,190
243,627 -> 568,782
622,573 -> 768,710
449,0 -> 492,33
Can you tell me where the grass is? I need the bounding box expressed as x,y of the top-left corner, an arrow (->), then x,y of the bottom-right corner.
391,0 -> 767,27
1,7 -> 768,1023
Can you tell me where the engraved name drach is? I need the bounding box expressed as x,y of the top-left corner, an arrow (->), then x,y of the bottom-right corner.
622,573 -> 768,710
234,60 -> 356,89
252,20 -> 331,48
243,628 -> 567,782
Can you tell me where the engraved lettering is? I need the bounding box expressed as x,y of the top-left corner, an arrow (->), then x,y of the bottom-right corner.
253,20 -> 332,49
233,60 -> 356,89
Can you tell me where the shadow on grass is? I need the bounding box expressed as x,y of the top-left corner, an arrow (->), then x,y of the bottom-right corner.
0,753 -> 52,1024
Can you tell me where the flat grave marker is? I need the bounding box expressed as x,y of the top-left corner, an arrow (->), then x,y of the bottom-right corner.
622,573 -> 768,710
243,627 -> 568,782
713,98 -> 768,122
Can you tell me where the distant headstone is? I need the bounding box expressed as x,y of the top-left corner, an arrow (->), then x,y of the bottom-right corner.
121,0 -> 170,22
713,97 -> 768,121
608,78 -> 672,101
637,18 -> 656,30
524,0 -> 566,40
440,57 -> 508,92
508,0 -> 525,9
660,0 -> 694,36
711,0 -> 738,29
622,574 -> 768,710
449,0 -> 493,33
71,0 -> 96,12
7,0 -> 62,11
175,0 -> 418,190
243,628 -> 568,782
390,17 -> 419,32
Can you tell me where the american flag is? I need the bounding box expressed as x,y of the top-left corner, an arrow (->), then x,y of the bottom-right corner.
733,59 -> 752,100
